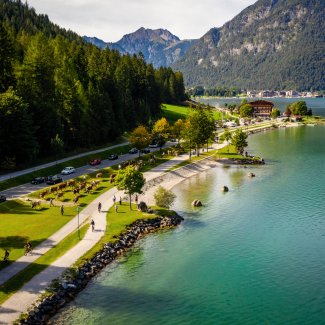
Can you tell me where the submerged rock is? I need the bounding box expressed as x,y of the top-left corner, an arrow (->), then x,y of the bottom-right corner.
192,199 -> 203,207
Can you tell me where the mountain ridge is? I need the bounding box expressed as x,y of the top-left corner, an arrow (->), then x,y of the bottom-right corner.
172,0 -> 325,90
84,27 -> 196,67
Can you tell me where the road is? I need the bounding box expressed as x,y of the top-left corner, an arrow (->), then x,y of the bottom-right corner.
0,144 -> 175,199
0,141 -> 129,183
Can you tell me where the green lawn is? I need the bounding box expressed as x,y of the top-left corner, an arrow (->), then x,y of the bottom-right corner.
161,104 -> 223,123
0,199 -> 78,269
0,222 -> 89,304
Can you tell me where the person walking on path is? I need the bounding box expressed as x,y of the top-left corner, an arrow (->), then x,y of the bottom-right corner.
135,194 -> 138,204
91,219 -> 95,232
119,197 -> 122,205
60,204 -> 64,216
98,202 -> 102,213
3,249 -> 9,262
24,242 -> 32,256
113,195 -> 116,204
49,198 -> 54,207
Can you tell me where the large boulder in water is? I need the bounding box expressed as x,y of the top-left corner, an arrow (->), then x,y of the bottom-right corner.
192,200 -> 202,207
221,186 -> 229,192
138,201 -> 148,212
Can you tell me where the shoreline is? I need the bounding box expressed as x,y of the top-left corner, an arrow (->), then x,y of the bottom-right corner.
7,122 -> 278,323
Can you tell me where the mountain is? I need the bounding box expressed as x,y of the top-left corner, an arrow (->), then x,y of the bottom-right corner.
172,0 -> 325,90
84,28 -> 196,67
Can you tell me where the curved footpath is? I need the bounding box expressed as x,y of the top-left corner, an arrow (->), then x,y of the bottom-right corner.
0,142 -> 226,324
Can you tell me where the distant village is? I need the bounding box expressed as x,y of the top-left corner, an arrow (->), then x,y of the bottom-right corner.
245,90 -> 323,98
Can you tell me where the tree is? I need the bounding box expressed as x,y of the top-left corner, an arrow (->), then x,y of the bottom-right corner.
182,108 -> 216,156
0,23 -> 15,92
51,134 -> 64,162
289,101 -> 308,116
128,125 -> 152,157
114,166 -> 145,209
154,186 -> 176,209
152,117 -> 170,149
240,104 -> 254,118
231,128 -> 248,155
223,129 -> 232,153
171,119 -> 184,143
0,88 -> 38,165
270,108 -> 281,119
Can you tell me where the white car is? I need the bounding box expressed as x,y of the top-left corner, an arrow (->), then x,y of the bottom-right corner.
61,166 -> 75,175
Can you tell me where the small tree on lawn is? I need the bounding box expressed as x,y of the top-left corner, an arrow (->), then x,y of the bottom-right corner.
154,186 -> 176,209
223,129 -> 232,153
114,166 -> 145,209
231,128 -> 248,155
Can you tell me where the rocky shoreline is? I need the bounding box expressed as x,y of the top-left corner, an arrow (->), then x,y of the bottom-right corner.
19,214 -> 183,324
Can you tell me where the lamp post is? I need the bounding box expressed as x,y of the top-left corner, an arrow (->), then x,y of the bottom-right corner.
77,206 -> 80,240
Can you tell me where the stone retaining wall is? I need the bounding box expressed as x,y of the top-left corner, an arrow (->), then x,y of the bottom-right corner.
19,214 -> 184,324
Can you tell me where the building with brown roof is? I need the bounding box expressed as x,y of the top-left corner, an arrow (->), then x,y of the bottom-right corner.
249,100 -> 274,118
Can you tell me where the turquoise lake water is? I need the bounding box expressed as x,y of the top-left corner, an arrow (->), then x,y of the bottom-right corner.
53,125 -> 325,325
199,97 -> 325,117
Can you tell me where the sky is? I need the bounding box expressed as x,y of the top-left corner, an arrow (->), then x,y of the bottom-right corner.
27,0 -> 256,42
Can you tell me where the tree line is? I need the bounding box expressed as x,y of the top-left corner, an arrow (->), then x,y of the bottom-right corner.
0,0 -> 185,169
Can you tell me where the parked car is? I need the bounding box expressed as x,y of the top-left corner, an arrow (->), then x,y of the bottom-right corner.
129,148 -> 138,154
141,148 -> 150,154
46,175 -> 63,185
31,177 -> 46,185
61,166 -> 75,175
148,143 -> 159,148
108,154 -> 118,160
0,195 -> 6,203
89,159 -> 101,166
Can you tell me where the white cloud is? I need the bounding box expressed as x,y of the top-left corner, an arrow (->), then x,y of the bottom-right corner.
27,0 -> 255,42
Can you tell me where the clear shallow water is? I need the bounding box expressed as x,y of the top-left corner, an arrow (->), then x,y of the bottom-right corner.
54,126 -> 325,325
199,97 -> 325,117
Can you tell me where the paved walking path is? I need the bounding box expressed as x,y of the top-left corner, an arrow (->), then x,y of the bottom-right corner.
0,145 -> 223,324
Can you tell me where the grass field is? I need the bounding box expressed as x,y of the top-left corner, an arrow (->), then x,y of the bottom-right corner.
0,199 -> 78,270
161,104 -> 223,123
0,222 -> 89,304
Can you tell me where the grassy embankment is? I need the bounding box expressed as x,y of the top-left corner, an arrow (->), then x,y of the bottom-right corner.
0,223 -> 89,304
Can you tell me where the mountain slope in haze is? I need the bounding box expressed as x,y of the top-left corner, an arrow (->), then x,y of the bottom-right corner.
84,28 -> 196,67
172,0 -> 325,90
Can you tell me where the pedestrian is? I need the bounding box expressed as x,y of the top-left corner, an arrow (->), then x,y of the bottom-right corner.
98,202 -> 102,213
135,194 -> 138,204
24,242 -> 32,256
91,219 -> 95,232
3,249 -> 9,262
113,195 -> 116,204
60,204 -> 64,216
115,204 -> 118,213
49,198 -> 54,207
119,197 -> 122,205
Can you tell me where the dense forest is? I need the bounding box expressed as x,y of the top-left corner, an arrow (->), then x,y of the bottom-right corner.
0,0 -> 185,168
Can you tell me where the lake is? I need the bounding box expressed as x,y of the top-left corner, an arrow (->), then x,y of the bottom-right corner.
53,125 -> 325,325
198,97 -> 325,117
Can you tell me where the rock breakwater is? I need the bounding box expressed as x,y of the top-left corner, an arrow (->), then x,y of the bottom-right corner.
19,214 -> 183,324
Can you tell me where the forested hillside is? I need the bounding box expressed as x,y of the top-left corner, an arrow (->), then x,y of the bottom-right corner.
0,0 -> 185,168
173,0 -> 325,90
